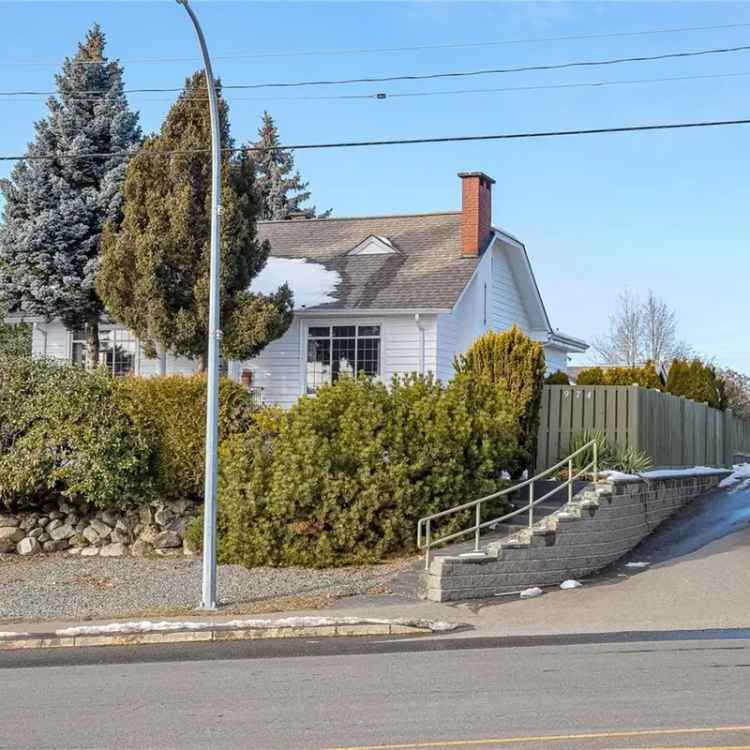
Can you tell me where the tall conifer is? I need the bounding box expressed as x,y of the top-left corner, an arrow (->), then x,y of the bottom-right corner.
98,73 -> 293,369
0,25 -> 141,366
248,111 -> 330,220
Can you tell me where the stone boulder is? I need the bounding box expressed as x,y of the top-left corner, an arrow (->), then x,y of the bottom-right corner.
17,537 -> 41,556
100,542 -> 128,557
49,523 -> 76,541
153,530 -> 181,549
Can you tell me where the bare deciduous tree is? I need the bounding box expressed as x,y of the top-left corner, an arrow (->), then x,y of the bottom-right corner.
594,290 -> 687,366
593,290 -> 644,366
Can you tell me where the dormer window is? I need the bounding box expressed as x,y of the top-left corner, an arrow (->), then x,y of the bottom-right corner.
347,235 -> 397,256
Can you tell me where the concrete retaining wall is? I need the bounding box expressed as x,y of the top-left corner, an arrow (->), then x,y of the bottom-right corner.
422,470 -> 730,602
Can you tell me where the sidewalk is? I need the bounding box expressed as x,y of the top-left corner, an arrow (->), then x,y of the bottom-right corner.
4,483 -> 750,647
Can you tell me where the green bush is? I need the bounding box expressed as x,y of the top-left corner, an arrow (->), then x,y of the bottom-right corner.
113,374 -> 258,502
569,429 -> 652,476
575,367 -> 605,385
454,326 -> 545,475
0,320 -> 31,358
545,370 -> 570,385
666,358 -> 725,409
0,357 -> 152,512
195,373 -> 518,568
575,362 -> 663,389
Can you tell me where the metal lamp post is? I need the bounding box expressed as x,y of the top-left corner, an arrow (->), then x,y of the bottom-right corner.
176,0 -> 221,610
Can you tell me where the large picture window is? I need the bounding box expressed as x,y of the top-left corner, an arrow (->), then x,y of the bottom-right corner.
306,324 -> 381,393
72,328 -> 136,377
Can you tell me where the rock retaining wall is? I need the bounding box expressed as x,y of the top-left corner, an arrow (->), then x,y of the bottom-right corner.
422,470 -> 730,602
0,500 -> 198,558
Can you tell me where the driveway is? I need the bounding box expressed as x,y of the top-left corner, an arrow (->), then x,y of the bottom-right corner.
427,478 -> 750,637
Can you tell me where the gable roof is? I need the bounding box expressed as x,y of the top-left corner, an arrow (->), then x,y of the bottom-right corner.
256,212 -> 478,311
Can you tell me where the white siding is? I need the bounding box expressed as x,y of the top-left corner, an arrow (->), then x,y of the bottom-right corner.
435,241 -> 536,382
29,319 -> 198,376
239,313 -> 438,409
31,320 -> 69,360
491,242 -> 531,331
543,345 -> 568,374
240,317 -> 303,409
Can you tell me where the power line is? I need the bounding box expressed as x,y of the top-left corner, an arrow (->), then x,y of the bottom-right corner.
1,117 -> 749,162
5,70 -> 750,104
4,21 -> 750,66
3,43 -> 750,97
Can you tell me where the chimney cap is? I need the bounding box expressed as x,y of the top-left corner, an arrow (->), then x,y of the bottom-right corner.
457,171 -> 496,186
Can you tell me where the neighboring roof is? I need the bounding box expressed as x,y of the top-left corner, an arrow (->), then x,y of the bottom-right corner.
256,212 -> 478,311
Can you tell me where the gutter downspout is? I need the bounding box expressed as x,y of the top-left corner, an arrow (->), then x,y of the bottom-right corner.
415,313 -> 427,375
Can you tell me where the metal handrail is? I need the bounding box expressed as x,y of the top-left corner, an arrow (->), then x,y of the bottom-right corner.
417,440 -> 598,569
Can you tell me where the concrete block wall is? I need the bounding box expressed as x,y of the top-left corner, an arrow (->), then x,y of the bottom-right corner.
422,470 -> 730,602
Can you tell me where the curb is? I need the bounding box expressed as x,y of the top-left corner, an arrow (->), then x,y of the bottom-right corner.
0,617 -> 459,651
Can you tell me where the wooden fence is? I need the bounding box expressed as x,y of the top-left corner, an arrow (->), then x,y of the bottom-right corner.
536,385 -> 750,471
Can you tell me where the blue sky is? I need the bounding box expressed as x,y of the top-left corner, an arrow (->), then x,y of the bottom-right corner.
1,1 -> 749,370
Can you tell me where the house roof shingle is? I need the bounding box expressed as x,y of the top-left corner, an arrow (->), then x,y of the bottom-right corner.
256,211 -> 479,311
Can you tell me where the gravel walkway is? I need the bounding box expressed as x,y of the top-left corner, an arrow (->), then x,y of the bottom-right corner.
0,554 -> 414,622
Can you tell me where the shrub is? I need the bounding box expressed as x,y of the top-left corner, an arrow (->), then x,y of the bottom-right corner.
454,326 -> 545,476
569,429 -> 613,473
666,358 -> 725,409
545,370 -> 570,385
575,367 -> 605,385
575,362 -> 663,389
610,445 -> 653,474
0,320 -> 31,358
0,357 -> 152,512
569,429 -> 653,476
200,373 -> 518,568
113,374 -> 258,502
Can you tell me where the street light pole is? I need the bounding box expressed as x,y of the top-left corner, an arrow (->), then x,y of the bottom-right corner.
176,0 -> 221,610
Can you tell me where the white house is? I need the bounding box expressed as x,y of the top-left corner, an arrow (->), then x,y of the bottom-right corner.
19,171 -> 587,407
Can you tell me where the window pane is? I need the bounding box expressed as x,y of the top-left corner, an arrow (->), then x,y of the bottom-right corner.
332,337 -> 356,382
356,338 -> 380,377
306,338 -> 331,393
112,330 -> 135,377
332,326 -> 356,338
357,325 -> 380,337
308,326 -> 330,338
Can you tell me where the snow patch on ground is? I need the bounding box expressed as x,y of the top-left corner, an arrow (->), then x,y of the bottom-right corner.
603,466 -> 730,483
625,561 -> 651,569
54,616 -> 459,637
560,579 -> 582,590
520,587 -> 543,599
249,257 -> 341,309
718,463 -> 750,489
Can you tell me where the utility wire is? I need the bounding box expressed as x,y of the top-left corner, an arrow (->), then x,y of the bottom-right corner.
5,70 -> 749,104
1,117 -> 749,162
3,43 -> 750,97
4,21 -> 750,66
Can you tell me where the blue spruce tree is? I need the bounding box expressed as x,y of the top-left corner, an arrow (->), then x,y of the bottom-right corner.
0,25 -> 141,367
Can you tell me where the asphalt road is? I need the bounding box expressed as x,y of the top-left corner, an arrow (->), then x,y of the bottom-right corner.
2,634 -> 750,750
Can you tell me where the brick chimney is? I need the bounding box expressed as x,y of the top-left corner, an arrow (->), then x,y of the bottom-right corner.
458,172 -> 495,257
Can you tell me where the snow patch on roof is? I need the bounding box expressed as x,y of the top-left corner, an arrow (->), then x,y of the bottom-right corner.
249,257 -> 341,309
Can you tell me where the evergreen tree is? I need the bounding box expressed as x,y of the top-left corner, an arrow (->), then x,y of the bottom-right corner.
247,111 -> 330,220
0,25 -> 141,367
97,73 -> 293,369
666,358 -> 724,409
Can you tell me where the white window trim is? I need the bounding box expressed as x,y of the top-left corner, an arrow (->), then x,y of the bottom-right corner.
300,318 -> 385,394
